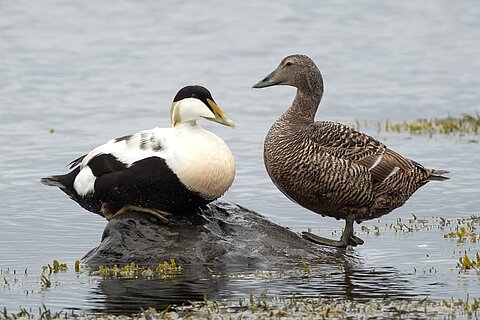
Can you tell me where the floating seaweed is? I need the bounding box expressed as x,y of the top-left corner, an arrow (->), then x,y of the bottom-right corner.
2,294 -> 480,319
458,252 -> 480,271
97,259 -> 181,279
353,112 -> 480,136
444,223 -> 478,243
113,293 -> 480,320
355,213 -> 479,273
50,260 -> 68,273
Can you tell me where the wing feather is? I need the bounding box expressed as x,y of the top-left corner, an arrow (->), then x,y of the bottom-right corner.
79,127 -> 171,170
69,154 -> 87,169
307,121 -> 415,184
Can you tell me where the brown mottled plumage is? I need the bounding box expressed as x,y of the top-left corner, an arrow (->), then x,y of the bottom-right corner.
253,54 -> 448,247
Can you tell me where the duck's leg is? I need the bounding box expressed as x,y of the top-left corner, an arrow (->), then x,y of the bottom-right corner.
106,204 -> 171,223
302,215 -> 364,247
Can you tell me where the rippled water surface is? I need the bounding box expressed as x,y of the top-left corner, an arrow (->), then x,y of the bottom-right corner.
1,0 -> 479,314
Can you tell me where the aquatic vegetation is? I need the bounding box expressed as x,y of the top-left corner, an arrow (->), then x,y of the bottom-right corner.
226,258 -> 330,280
442,297 -> 480,319
37,260 -> 81,290
353,112 -> 480,136
74,260 -> 80,273
360,225 -> 380,235
444,224 -> 478,243
40,274 -> 51,288
354,213 -> 478,238
355,214 -> 479,273
357,216 -> 429,236
40,260 -> 68,289
97,259 -> 181,279
109,294 -> 480,319
228,268 -> 315,280
1,304 -> 68,320
2,293 -> 479,319
443,215 -> 479,244
300,256 -> 312,275
3,228 -> 480,319
1,268 -> 27,291
41,260 -> 68,276
1,253 -> 479,319
458,251 -> 480,271
51,260 -> 68,273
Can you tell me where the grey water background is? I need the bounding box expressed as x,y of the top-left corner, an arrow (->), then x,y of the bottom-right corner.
1,0 -> 479,314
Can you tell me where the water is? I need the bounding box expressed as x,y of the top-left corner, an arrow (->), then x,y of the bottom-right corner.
1,0 -> 479,314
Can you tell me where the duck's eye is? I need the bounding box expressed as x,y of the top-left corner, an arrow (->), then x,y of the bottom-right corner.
191,93 -> 198,98
285,61 -> 292,66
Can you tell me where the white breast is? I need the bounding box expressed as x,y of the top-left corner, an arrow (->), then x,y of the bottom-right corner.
167,123 -> 236,199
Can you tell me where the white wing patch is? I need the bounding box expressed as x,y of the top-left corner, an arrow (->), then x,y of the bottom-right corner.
73,166 -> 96,197
73,127 -> 174,197
80,128 -> 172,169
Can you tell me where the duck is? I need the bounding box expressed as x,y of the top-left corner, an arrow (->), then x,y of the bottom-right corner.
41,85 -> 236,222
252,54 -> 448,247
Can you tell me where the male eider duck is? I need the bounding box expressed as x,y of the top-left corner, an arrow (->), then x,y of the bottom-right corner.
253,54 -> 448,247
41,85 -> 236,221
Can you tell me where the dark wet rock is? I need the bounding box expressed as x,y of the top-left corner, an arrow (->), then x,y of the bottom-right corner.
83,200 -> 338,268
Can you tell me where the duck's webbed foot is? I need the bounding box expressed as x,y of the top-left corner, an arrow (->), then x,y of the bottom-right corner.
104,204 -> 171,223
302,232 -> 363,247
349,234 -> 364,246
302,215 -> 364,248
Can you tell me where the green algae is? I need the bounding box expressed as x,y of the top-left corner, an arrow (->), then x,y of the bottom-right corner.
458,252 -> 480,271
97,259 -> 181,279
2,294 -> 479,319
353,112 -> 480,136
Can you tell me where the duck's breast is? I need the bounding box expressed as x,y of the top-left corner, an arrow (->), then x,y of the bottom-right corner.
166,127 -> 236,200
264,120 -> 374,217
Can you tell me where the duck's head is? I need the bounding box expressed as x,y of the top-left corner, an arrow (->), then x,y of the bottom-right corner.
170,85 -> 235,128
252,54 -> 322,92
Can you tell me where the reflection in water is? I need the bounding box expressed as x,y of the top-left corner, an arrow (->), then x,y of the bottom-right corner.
90,253 -> 417,314
91,268 -> 225,314
329,264 -> 416,301
1,0 -> 479,313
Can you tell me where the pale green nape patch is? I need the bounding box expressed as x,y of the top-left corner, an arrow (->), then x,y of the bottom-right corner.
170,101 -> 182,127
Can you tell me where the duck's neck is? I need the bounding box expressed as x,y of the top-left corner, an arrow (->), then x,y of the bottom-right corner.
173,121 -> 204,135
283,72 -> 324,124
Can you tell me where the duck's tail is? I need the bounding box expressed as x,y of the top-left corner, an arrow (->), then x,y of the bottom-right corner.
41,168 -> 98,214
41,167 -> 82,203
41,167 -> 80,192
427,169 -> 449,181
41,175 -> 68,188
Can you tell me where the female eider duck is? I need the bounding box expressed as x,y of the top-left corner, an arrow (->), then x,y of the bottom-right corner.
253,54 -> 448,247
41,85 -> 236,221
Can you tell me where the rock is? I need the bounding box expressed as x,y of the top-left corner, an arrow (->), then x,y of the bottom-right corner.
82,200 -> 339,268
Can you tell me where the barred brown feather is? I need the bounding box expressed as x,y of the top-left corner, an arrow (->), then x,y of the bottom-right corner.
259,55 -> 448,226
